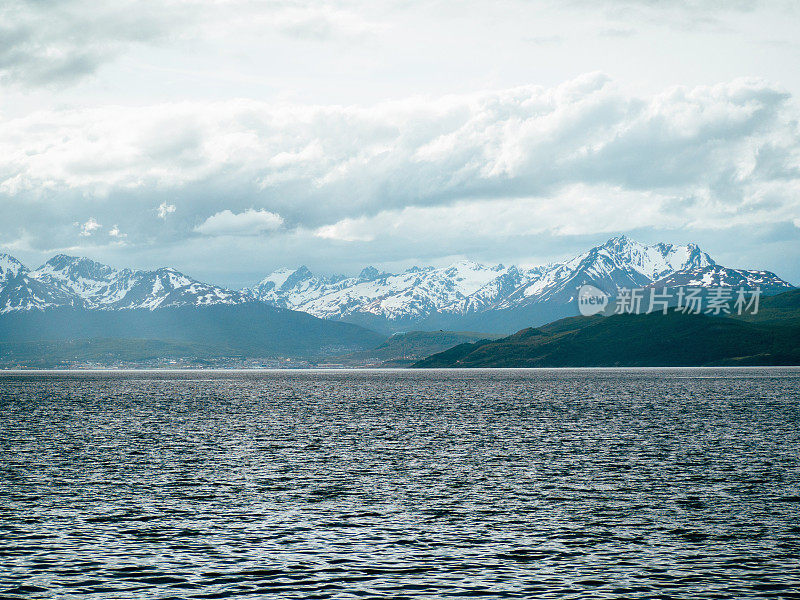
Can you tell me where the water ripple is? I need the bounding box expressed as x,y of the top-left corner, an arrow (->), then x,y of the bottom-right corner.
1,367 -> 799,598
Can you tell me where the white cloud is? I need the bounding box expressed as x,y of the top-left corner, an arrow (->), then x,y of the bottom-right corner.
79,217 -> 101,236
195,208 -> 284,236
2,2 -> 799,284
0,0 -> 384,88
1,74 -> 799,266
311,185 -> 687,242
0,0 -> 192,87
270,5 -> 382,40
315,221 -> 376,242
157,202 -> 176,219
108,225 -> 125,238
1,76 -> 797,227
3,0 -> 791,90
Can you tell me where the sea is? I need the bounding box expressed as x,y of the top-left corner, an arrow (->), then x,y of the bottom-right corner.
1,368 -> 799,599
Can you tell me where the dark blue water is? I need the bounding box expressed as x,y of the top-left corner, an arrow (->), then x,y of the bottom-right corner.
1,368 -> 799,599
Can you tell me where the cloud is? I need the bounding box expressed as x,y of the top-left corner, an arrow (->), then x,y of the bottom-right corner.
270,5 -> 381,41
0,0 -> 188,86
0,74 -> 798,270
195,209 -> 284,236
315,221 -> 376,242
308,184 -> 720,244
589,0 -> 762,9
525,0 -> 790,38
2,0 -> 796,91
0,0 -> 383,88
2,75 -> 797,223
523,35 -> 564,45
79,217 -> 101,237
108,225 -> 125,238
157,202 -> 176,219
597,27 -> 636,38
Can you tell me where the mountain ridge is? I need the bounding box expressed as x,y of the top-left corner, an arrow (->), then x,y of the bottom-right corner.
0,252 -> 248,314
244,236 -> 792,333
0,236 -> 794,335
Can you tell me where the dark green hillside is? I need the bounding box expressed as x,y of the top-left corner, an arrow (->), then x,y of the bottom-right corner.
332,330 -> 503,366
733,288 -> 800,326
413,289 -> 800,368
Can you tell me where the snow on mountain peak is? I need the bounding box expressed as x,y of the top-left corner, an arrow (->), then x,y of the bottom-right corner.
0,253 -> 28,286
244,236 -> 760,326
649,265 -> 792,294
0,236 -> 791,324
590,236 -> 714,282
0,253 -> 247,313
246,258 -> 518,320
358,266 -> 385,281
40,254 -> 120,278
253,267 -> 299,291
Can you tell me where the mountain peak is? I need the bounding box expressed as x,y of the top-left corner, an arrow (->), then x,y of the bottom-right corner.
444,258 -> 492,271
601,234 -> 639,252
358,266 -> 383,280
0,252 -> 26,268
0,253 -> 28,285
43,253 -> 80,268
588,236 -> 715,278
38,255 -> 120,285
42,253 -> 111,271
284,266 -> 314,279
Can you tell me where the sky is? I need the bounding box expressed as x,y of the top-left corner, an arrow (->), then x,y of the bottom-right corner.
1,0 -> 799,288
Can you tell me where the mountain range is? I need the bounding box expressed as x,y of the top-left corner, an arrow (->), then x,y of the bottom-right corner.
0,236 -> 794,336
0,253 -> 244,313
0,254 -> 382,362
245,236 -> 793,333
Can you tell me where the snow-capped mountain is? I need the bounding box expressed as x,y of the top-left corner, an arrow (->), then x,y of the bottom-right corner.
0,254 -> 26,287
648,265 -> 793,295
245,236 -> 729,331
248,260 -> 512,322
0,254 -> 246,314
0,237 -> 794,333
31,255 -> 246,310
475,237 -> 715,314
1,253 -> 84,313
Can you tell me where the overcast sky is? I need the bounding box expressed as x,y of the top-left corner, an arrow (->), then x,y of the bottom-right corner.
1,0 -> 799,287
